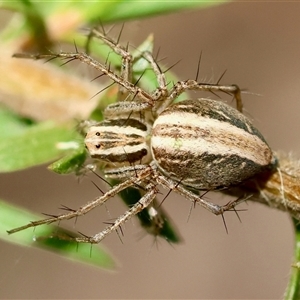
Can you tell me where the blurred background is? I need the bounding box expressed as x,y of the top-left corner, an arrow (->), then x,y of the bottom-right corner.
1,2 -> 300,299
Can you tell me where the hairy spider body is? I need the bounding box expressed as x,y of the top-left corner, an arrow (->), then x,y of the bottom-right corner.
151,99 -> 276,190
9,29 -> 277,243
86,98 -> 275,192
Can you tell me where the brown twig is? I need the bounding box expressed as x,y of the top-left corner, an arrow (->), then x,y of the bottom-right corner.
222,151 -> 300,220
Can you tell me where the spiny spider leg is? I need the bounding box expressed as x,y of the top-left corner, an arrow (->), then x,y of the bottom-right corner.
156,172 -> 239,215
90,27 -> 129,58
75,182 -> 158,243
142,51 -> 169,110
7,166 -> 153,235
91,28 -> 171,108
159,79 -> 242,114
14,33 -> 242,115
105,162 -> 241,216
89,27 -> 133,100
13,51 -> 155,109
74,165 -> 242,244
104,165 -> 150,180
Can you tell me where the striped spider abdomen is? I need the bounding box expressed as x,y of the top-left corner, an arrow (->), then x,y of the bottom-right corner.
151,99 -> 277,190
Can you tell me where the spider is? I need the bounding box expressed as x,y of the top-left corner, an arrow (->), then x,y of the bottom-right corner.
8,28 -> 276,244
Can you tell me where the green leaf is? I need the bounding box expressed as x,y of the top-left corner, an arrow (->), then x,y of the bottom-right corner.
80,1 -> 225,23
0,108 -> 33,137
0,199 -> 115,269
49,147 -> 87,174
0,120 -> 80,172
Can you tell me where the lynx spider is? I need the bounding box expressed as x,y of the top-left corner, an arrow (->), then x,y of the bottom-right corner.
9,28 -> 275,244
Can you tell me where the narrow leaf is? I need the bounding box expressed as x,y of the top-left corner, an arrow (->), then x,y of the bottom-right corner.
0,199 -> 116,269
0,121 -> 80,172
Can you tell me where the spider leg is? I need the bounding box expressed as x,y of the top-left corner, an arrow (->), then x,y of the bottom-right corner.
88,29 -> 170,112
142,51 -> 168,104
103,50 -> 171,118
88,27 -> 133,100
156,173 -> 239,216
103,99 -> 153,118
104,164 -> 151,180
13,51 -> 154,108
75,182 -> 158,244
160,79 -> 242,114
7,166 -> 153,235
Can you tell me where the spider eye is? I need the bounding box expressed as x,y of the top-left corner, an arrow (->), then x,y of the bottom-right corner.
95,132 -> 100,136
95,144 -> 101,149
